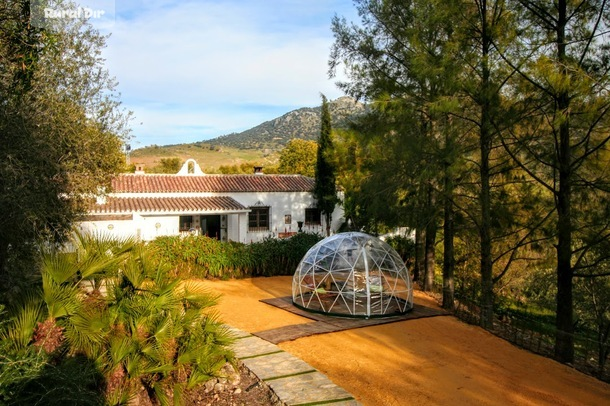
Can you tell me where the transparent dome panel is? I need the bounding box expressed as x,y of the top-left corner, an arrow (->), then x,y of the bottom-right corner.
292,232 -> 414,318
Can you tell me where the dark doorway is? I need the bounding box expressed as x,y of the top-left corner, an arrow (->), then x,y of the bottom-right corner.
202,215 -> 221,239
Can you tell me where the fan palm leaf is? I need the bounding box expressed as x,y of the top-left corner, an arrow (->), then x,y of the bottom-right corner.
61,304 -> 109,359
1,298 -> 44,351
176,280 -> 220,308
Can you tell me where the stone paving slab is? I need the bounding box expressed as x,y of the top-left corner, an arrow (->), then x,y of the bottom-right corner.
226,326 -> 251,339
229,327 -> 361,405
231,335 -> 283,359
265,371 -> 356,405
241,351 -> 315,380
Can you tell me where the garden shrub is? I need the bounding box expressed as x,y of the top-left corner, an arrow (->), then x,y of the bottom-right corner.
248,232 -> 323,277
149,233 -> 323,279
150,235 -> 255,279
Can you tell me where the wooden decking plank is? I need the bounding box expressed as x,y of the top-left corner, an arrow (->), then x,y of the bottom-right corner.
254,296 -> 449,343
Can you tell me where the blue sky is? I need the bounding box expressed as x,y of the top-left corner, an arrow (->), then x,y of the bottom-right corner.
90,0 -> 357,148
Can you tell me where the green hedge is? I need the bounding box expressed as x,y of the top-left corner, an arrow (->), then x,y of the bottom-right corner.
149,233 -> 323,279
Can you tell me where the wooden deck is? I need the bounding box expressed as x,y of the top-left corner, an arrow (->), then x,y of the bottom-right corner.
253,296 -> 449,344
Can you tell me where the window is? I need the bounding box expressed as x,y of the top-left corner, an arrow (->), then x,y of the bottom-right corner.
249,206 -> 270,231
305,208 -> 321,225
179,215 -> 193,232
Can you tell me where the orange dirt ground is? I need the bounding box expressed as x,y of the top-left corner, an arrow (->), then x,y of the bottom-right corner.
202,276 -> 610,406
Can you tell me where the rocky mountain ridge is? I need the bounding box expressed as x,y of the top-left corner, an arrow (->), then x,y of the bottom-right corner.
205,96 -> 365,150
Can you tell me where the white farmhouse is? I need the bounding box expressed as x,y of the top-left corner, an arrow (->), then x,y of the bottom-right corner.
79,159 -> 343,243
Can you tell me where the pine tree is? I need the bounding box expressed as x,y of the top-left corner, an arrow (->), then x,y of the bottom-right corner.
499,0 -> 610,363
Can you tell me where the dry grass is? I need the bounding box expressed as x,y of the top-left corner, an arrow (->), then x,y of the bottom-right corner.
130,145 -> 280,173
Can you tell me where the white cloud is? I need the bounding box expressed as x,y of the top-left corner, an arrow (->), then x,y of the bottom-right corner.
101,0 -> 355,146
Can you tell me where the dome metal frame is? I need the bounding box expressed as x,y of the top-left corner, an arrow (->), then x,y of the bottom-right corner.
292,232 -> 414,319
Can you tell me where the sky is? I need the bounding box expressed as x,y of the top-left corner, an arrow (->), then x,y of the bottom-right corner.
69,0 -> 358,148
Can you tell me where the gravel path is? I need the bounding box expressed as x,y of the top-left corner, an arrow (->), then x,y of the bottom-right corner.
202,276 -> 610,406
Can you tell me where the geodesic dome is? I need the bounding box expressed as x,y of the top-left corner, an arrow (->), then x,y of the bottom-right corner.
292,232 -> 413,318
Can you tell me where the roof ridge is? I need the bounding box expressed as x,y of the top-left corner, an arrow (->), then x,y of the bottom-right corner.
112,173 -> 315,193
119,173 -> 310,177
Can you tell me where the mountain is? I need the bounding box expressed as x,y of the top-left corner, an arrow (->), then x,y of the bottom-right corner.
205,96 -> 366,150
129,97 -> 367,172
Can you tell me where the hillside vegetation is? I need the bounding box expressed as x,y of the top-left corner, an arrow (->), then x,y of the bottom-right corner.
129,144 -> 279,174
129,97 -> 364,173
209,96 -> 365,149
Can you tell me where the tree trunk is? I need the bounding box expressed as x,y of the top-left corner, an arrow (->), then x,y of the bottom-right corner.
480,120 -> 494,328
555,147 -> 573,362
479,0 -> 495,330
442,168 -> 455,310
325,212 -> 332,237
414,227 -> 425,283
422,181 -> 437,292
554,0 -> 574,364
424,220 -> 437,292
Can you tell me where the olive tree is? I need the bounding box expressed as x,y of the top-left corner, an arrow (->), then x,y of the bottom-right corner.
0,1 -> 130,285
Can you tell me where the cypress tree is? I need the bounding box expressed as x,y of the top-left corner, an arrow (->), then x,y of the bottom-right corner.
314,95 -> 339,236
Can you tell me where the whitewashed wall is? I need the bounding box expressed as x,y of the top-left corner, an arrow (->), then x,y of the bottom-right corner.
80,190 -> 345,244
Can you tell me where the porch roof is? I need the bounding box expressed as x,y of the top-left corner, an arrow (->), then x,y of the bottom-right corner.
90,196 -> 249,214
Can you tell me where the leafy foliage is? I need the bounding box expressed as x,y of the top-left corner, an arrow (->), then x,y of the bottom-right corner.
247,233 -> 324,277
0,1 -> 130,282
0,351 -> 104,406
314,95 -> 339,236
330,0 -> 610,363
217,161 -> 278,174
149,233 -> 323,279
278,139 -> 317,176
157,157 -> 183,174
384,235 -> 416,266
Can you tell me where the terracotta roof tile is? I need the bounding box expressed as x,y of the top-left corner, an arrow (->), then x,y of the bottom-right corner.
111,174 -> 315,193
91,196 -> 249,214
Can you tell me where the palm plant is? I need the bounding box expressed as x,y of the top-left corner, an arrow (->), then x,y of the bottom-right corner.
1,232 -> 235,405
99,245 -> 235,403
